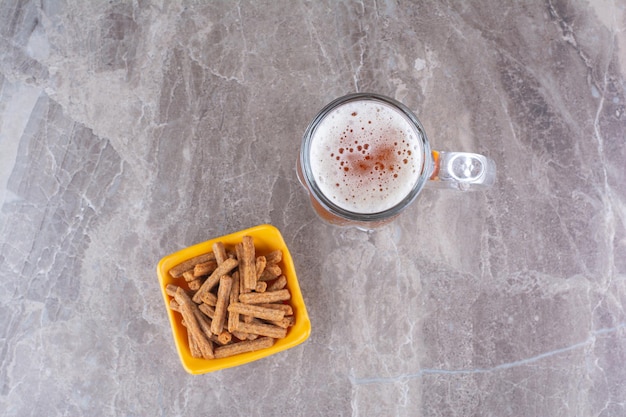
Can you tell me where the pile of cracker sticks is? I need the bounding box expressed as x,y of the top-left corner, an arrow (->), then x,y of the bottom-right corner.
167,236 -> 293,359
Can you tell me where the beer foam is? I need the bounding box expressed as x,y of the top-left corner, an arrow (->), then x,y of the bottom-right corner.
309,100 -> 423,214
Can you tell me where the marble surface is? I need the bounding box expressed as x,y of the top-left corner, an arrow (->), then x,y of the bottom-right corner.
1,0 -> 625,415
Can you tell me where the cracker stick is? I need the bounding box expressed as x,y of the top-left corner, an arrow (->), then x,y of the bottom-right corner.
255,281 -> 267,293
187,324 -> 201,358
267,275 -> 287,292
194,260 -> 218,277
235,242 -> 243,260
208,334 -> 227,346
269,264 -> 281,275
212,242 -> 228,265
264,250 -> 282,265
239,289 -> 291,304
236,243 -> 251,295
258,303 -> 293,316
255,256 -> 267,279
236,320 -> 288,339
228,272 -> 242,333
198,303 -> 215,319
266,315 -> 295,329
169,253 -> 216,278
178,308 -> 213,358
168,284 -> 204,306
174,287 -> 214,359
232,330 -> 249,341
177,302 -> 213,341
258,264 -> 282,281
182,270 -> 196,283
183,271 -> 203,291
228,302 -> 285,321
199,292 -> 217,307
217,330 -> 232,345
210,275 -> 233,335
240,278 -> 260,322
192,258 -> 238,303
241,236 -> 257,291
193,305 -> 213,337
214,336 -> 275,359
166,284 -> 180,297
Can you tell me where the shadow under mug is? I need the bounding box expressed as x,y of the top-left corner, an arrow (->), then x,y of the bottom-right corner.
297,93 -> 496,229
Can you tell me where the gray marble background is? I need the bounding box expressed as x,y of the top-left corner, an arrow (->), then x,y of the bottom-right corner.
1,1 -> 625,416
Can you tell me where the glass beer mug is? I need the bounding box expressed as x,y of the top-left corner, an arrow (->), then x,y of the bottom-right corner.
297,93 -> 496,228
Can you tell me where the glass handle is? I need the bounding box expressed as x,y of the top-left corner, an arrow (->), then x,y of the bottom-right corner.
428,151 -> 496,191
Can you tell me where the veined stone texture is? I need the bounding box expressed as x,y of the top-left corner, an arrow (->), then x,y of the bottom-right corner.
0,1 -> 625,416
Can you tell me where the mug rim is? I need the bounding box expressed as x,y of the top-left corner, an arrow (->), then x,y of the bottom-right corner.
300,92 -> 433,223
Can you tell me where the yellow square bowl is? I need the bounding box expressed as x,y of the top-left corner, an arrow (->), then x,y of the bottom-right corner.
156,224 -> 311,374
